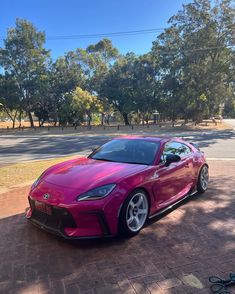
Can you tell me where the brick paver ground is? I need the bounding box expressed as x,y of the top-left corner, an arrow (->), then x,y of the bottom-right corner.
0,161 -> 234,294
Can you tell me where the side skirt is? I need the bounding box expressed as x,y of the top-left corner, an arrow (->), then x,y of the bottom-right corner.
149,189 -> 198,219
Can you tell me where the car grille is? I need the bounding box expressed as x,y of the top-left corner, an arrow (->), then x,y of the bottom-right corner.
29,198 -> 77,230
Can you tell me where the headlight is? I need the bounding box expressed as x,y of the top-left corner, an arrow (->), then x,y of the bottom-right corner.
77,184 -> 116,201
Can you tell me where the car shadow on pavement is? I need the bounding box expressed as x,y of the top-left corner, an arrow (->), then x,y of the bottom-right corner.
0,176 -> 235,293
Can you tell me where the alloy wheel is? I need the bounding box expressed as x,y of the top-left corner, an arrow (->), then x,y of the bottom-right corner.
200,165 -> 209,190
126,192 -> 148,232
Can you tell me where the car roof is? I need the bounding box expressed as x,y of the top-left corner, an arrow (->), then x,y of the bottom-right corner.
114,135 -> 180,143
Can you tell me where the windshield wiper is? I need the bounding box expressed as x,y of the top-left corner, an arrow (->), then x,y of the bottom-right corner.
91,157 -> 117,162
91,157 -> 149,165
120,161 -> 148,165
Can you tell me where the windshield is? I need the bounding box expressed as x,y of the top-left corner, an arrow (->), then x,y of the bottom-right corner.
89,139 -> 160,165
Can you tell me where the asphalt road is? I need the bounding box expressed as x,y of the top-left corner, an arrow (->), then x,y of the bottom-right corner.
0,125 -> 235,165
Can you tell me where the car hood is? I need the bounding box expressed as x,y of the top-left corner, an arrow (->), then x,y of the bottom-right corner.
41,157 -> 148,191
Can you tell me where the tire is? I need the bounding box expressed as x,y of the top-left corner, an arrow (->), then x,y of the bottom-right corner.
197,165 -> 209,193
118,189 -> 149,237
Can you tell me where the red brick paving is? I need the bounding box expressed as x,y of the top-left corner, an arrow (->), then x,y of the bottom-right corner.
0,161 -> 235,293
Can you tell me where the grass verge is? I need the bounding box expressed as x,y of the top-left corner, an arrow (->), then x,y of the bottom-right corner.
0,156 -> 77,193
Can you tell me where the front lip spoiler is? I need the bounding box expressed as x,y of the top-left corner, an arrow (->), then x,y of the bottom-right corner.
27,218 -> 113,240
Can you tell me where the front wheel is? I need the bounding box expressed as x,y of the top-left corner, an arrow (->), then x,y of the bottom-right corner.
119,189 -> 149,237
197,165 -> 209,193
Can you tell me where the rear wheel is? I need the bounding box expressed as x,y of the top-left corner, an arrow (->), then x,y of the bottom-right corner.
119,189 -> 149,237
197,165 -> 209,193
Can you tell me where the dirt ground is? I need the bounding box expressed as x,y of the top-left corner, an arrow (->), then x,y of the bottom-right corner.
0,119 -> 229,132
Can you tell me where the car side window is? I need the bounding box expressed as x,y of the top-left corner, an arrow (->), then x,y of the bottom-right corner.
161,141 -> 191,162
182,144 -> 192,156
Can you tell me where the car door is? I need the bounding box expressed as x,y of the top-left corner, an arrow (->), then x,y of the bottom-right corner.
152,141 -> 194,210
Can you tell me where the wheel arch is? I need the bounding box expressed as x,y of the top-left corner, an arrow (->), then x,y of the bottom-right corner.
198,162 -> 209,177
117,186 -> 151,220
135,186 -> 152,209
117,186 -> 150,236
197,163 -> 209,193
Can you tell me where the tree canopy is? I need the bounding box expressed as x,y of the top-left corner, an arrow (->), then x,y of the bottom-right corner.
0,0 -> 234,128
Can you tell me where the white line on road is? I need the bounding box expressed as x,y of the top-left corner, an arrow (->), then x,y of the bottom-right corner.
207,158 -> 235,161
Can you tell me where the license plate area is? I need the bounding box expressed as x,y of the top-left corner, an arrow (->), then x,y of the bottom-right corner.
35,201 -> 52,215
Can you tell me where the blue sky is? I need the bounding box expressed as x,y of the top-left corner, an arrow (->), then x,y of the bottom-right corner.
1,0 -> 191,59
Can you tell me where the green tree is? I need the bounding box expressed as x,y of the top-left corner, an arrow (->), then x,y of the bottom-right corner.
71,39 -> 119,124
131,54 -> 160,124
57,87 -> 103,126
75,38 -> 119,93
101,52 -> 161,125
151,0 -> 234,122
101,53 -> 137,125
71,87 -> 103,126
44,53 -> 84,125
0,19 -> 50,127
0,74 -> 22,128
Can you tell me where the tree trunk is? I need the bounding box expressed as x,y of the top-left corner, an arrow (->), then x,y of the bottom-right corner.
138,113 -> 141,124
171,110 -> 175,127
87,114 -> 92,126
106,114 -> 110,125
101,113 -> 105,126
1,106 -> 17,128
18,110 -> 22,128
12,110 -> 18,129
122,112 -> 129,125
38,118 -> 44,127
28,111 -> 34,127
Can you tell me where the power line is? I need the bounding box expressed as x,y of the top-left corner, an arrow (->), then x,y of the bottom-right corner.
46,28 -> 165,40
0,27 -> 166,41
0,25 -> 233,57
154,45 -> 235,55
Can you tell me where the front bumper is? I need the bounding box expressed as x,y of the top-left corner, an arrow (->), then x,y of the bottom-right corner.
26,197 -> 117,239
26,209 -> 112,239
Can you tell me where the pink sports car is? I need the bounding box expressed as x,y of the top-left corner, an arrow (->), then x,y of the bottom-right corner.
26,136 -> 209,239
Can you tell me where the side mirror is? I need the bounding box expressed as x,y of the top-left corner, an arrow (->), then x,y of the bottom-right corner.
165,154 -> 181,166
